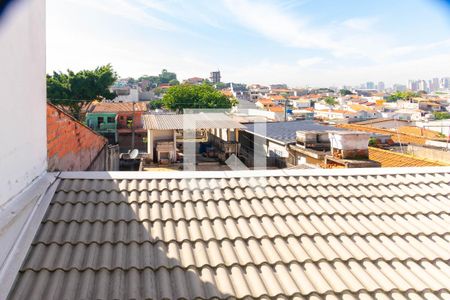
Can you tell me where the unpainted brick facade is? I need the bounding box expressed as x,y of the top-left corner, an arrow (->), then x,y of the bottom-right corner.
47,103 -> 107,171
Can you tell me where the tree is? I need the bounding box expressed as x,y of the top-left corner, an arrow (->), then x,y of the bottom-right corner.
153,87 -> 163,96
162,83 -> 237,111
169,79 -> 180,86
387,91 -> 418,102
215,82 -> 228,90
339,89 -> 353,96
47,64 -> 118,120
149,99 -> 164,110
324,96 -> 337,106
433,112 -> 450,120
158,69 -> 177,84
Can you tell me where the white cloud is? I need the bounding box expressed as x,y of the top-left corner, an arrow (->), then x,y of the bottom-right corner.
65,0 -> 179,31
297,57 -> 325,67
222,0 -> 391,59
341,17 -> 378,31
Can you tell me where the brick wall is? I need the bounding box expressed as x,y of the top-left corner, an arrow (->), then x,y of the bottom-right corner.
47,103 -> 108,171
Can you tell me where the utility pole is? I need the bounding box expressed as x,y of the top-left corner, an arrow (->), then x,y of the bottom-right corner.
131,101 -> 135,149
281,92 -> 288,122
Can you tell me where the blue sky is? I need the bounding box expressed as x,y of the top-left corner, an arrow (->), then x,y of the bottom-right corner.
47,0 -> 450,87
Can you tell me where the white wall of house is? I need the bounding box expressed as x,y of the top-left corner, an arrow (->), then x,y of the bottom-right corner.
147,129 -> 175,158
267,141 -> 289,158
416,120 -> 450,137
0,0 -> 46,204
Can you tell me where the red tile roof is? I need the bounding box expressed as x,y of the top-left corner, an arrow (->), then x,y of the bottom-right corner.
368,147 -> 448,167
268,106 -> 285,112
91,102 -> 148,113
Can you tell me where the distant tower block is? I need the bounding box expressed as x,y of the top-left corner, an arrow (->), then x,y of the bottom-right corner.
210,70 -> 221,83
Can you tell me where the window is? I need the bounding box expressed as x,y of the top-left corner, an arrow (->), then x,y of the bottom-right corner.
98,117 -> 104,125
107,117 -> 115,123
127,117 -> 133,128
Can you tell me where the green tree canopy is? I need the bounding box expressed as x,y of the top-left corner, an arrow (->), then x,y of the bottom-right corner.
149,99 -> 164,110
433,111 -> 450,120
215,82 -> 228,90
158,69 -> 177,84
169,79 -> 180,86
324,96 -> 337,106
162,84 -> 237,111
47,64 -> 117,119
138,69 -> 177,87
339,89 -> 353,96
387,91 -> 418,102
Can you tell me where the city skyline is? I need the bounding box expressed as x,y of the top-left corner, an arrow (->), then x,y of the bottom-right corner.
47,0 -> 450,86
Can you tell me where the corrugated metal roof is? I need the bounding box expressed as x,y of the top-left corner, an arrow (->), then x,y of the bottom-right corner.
7,170 -> 450,299
245,120 -> 344,144
143,113 -> 245,130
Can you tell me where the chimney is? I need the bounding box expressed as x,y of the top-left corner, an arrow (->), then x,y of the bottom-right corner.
328,131 -> 371,159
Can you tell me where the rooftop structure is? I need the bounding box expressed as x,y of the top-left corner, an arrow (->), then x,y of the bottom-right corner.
5,168 -> 450,299
143,113 -> 245,130
245,120 -> 343,144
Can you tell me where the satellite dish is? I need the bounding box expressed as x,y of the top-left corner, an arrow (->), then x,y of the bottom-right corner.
129,149 -> 139,159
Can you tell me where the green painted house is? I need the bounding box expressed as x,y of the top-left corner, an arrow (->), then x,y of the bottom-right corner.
86,112 -> 118,144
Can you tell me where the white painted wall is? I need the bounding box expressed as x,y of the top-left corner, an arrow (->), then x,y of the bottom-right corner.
0,0 -> 46,205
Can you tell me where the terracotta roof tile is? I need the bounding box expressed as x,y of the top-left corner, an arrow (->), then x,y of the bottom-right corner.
7,170 -> 450,299
368,147 -> 448,167
398,126 -> 444,139
268,106 -> 285,112
337,124 -> 428,145
91,102 -> 148,113
256,98 -> 274,105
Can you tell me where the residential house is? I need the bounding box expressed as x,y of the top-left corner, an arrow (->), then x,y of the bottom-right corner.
347,104 -> 382,119
255,98 -> 275,109
85,111 -> 118,144
183,77 -> 204,85
269,94 -> 285,105
315,109 -> 359,120
248,84 -> 269,101
389,109 -> 424,121
241,120 -> 342,168
291,108 -> 315,120
142,113 -> 244,164
89,102 -> 148,152
290,98 -> 311,109
418,101 -> 442,112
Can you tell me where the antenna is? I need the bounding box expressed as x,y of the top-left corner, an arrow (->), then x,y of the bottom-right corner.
129,149 -> 139,159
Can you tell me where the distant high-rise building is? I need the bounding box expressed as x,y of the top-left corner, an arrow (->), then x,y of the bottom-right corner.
418,80 -> 429,92
441,77 -> 450,89
393,84 -> 406,92
408,80 -> 420,91
366,81 -> 375,89
432,78 -> 440,91
377,81 -> 385,91
210,70 -> 221,83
